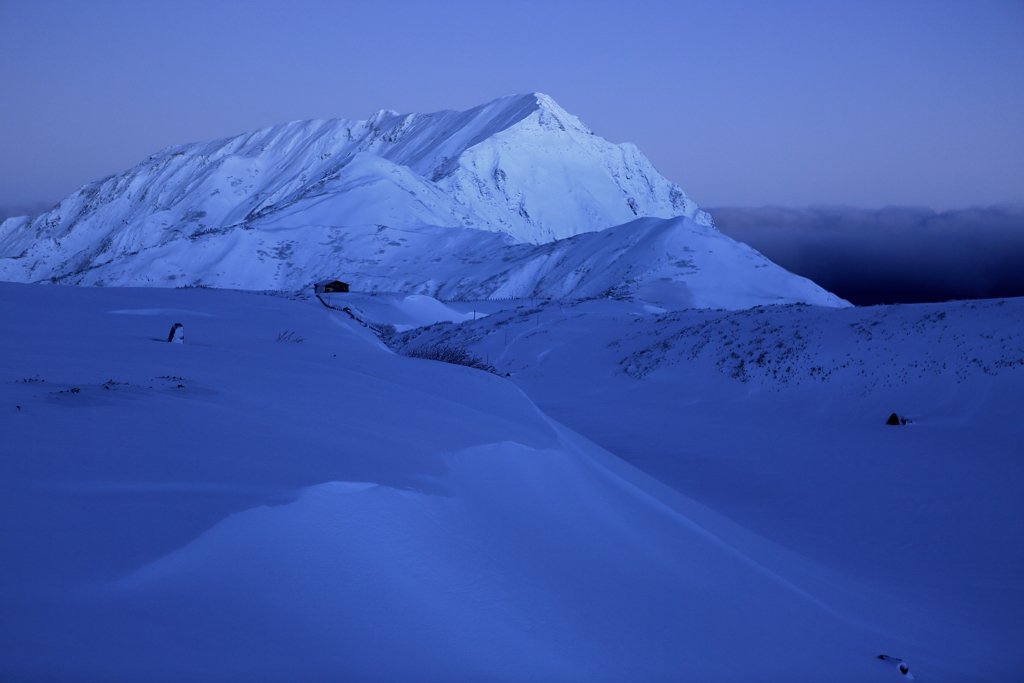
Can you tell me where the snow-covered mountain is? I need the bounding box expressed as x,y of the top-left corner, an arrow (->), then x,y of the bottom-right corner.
0,94 -> 845,308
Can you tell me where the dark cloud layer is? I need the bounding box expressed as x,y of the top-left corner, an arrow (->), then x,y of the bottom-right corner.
712,205 -> 1024,306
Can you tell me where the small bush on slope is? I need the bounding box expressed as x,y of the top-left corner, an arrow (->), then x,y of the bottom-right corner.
405,344 -> 496,373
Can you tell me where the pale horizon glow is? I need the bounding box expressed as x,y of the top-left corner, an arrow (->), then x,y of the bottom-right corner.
1,0 -> 1022,211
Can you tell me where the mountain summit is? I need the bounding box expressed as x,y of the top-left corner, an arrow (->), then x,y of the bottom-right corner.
0,94 -> 844,308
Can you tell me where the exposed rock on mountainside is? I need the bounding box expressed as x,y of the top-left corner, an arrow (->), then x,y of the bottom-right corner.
0,94 -> 844,309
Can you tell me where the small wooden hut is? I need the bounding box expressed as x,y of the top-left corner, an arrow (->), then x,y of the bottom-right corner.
314,280 -> 349,294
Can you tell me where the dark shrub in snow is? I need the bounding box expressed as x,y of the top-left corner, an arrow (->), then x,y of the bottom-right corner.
373,322 -> 397,338
405,344 -> 496,373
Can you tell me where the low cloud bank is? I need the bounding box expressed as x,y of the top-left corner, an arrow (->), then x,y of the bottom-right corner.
711,205 -> 1024,305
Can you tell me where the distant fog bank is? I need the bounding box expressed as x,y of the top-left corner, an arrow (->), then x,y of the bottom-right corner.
712,205 -> 1024,306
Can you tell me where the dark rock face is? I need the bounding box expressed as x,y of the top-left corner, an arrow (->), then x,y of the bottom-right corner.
886,413 -> 908,425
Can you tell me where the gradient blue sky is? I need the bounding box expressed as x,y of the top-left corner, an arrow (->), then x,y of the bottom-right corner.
1,0 -> 1022,210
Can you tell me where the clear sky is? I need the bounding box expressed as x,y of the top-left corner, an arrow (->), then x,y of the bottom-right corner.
1,0 -> 1022,210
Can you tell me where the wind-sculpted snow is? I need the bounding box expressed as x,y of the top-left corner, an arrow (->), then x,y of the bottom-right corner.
0,282 -> 934,682
385,294 -> 1024,681
0,93 -> 727,298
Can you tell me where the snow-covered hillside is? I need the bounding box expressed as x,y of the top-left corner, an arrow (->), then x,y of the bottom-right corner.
389,294 -> 1024,681
0,94 -> 848,309
4,282 -> 1017,682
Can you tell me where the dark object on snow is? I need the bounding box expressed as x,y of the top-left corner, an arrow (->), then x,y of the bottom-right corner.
886,413 -> 909,425
314,280 -> 349,294
168,323 -> 184,343
878,655 -> 914,678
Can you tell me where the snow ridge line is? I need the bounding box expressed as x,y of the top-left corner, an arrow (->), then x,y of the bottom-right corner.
534,406 -> 857,625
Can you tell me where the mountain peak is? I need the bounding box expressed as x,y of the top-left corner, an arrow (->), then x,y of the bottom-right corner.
530,92 -> 571,117
481,92 -> 592,137
366,108 -> 402,126
1,93 -> 718,289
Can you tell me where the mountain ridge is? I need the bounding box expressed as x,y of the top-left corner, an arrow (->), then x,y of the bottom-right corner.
0,94 -> 848,309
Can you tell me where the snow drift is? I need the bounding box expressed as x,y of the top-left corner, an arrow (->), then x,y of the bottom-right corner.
1,282 -> 976,682
389,294 -> 1024,681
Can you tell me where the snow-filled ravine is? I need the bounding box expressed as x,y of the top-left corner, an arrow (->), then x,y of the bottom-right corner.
2,282 -> 1022,682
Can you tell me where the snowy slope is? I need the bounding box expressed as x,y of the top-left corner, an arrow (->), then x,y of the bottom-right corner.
0,93 -> 851,309
0,282 -> 971,682
429,93 -> 707,243
0,94 -> 848,310
3,212 -> 843,309
389,294 -> 1024,681
0,93 -> 715,287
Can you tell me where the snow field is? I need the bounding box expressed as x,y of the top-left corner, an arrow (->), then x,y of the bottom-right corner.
0,282 -> 964,682
388,294 -> 1024,681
